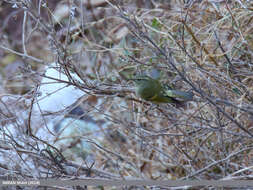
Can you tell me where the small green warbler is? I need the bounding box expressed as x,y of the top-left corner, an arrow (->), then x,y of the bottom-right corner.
130,76 -> 193,104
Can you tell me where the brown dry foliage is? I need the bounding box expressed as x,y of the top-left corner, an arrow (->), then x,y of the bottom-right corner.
0,0 -> 253,189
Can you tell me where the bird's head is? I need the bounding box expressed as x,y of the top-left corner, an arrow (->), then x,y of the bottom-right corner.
129,75 -> 153,86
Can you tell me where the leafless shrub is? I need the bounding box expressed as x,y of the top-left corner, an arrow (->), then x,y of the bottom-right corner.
0,0 -> 253,189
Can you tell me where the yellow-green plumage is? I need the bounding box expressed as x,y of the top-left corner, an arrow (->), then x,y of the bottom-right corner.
131,76 -> 193,104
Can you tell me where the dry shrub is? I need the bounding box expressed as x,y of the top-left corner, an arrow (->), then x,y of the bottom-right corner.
0,0 -> 253,189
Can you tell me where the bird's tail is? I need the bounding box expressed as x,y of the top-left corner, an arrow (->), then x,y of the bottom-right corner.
166,90 -> 194,101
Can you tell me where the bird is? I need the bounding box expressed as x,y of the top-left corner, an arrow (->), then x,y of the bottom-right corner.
130,75 -> 193,104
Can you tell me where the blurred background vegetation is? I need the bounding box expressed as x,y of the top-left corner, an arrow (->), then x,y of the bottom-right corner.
0,0 -> 253,189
